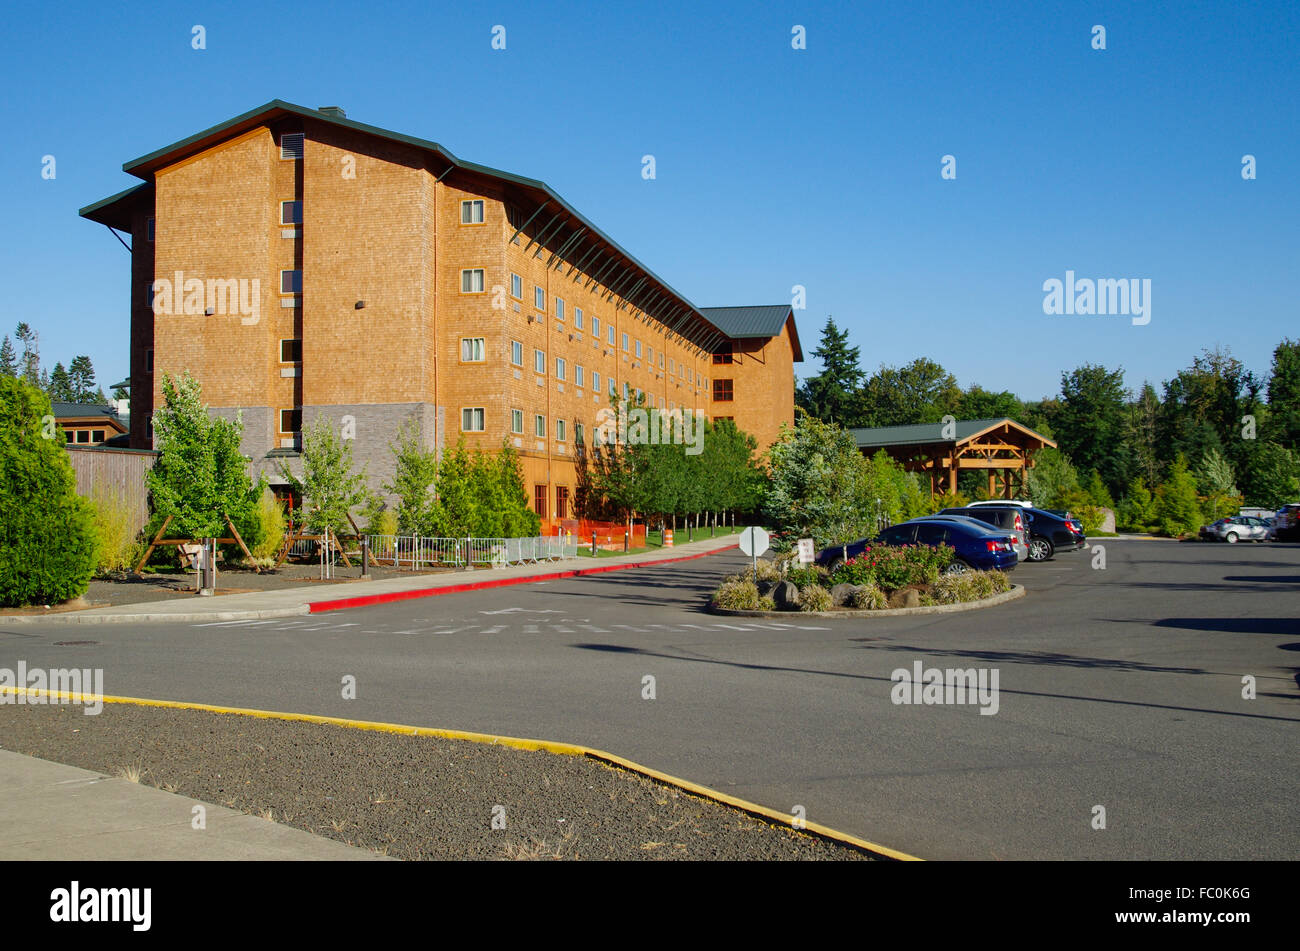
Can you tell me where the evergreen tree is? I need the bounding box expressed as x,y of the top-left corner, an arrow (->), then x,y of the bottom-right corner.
1195,447 -> 1241,523
1154,454 -> 1202,537
1054,364 -> 1130,498
0,377 -> 100,606
0,336 -> 16,377
15,322 -> 40,387
1265,337 -> 1300,451
795,317 -> 864,426
857,358 -> 962,427
1118,477 -> 1157,533
47,363 -> 74,402
68,355 -> 98,403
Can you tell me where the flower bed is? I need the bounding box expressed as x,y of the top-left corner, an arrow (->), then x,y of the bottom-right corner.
712,546 -> 1010,613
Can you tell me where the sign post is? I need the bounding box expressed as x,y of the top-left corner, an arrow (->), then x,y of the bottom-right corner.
738,526 -> 771,578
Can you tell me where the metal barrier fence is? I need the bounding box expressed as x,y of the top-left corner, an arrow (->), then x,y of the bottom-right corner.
364,535 -> 579,570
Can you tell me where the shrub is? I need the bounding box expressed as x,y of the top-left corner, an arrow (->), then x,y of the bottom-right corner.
757,595 -> 776,612
849,584 -> 887,610
0,377 -> 100,605
785,565 -> 827,589
753,558 -> 782,583
713,579 -> 760,611
931,489 -> 970,511
931,570 -> 1008,604
369,507 -> 399,537
798,584 -> 833,612
828,557 -> 876,587
838,543 -> 953,590
90,485 -> 144,575
250,491 -> 286,560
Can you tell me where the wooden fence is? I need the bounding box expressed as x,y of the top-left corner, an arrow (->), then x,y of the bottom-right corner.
65,446 -> 157,535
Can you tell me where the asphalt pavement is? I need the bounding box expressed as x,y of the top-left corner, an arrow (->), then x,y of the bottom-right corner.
2,538 -> 1296,860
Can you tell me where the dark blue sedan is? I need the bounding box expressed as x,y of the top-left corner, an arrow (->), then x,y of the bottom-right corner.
816,518 -> 1019,573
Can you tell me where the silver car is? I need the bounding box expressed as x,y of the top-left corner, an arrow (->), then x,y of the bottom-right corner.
1200,516 -> 1273,543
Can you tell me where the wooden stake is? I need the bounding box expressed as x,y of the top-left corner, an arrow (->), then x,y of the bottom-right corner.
224,514 -> 259,573
133,514 -> 172,575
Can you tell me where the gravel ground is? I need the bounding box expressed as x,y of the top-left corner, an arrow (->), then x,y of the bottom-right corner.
0,703 -> 873,861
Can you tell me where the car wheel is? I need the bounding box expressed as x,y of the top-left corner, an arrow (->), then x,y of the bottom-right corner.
1027,537 -> 1053,562
1225,532 -> 1238,544
942,559 -> 972,576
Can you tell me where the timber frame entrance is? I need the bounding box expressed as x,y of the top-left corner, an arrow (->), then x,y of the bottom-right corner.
850,418 -> 1057,498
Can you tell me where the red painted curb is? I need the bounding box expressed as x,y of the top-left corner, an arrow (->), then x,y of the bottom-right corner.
307,543 -> 740,614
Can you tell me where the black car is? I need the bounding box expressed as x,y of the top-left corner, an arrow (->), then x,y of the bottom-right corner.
1017,507 -> 1087,561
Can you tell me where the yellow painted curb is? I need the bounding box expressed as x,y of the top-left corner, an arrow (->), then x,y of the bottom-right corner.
3,686 -> 921,861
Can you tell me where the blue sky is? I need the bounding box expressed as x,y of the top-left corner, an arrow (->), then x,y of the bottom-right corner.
3,0 -> 1296,400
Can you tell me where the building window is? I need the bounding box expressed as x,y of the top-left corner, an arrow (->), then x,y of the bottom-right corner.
622,332 -> 629,352
280,270 -> 302,294
510,273 -> 522,299
280,408 -> 302,434
575,423 -> 585,446
574,307 -> 584,330
635,339 -> 642,358
608,325 -> 616,346
713,343 -> 734,364
609,377 -> 617,397
534,349 -> 545,373
622,382 -> 630,399
659,353 -> 665,369
146,217 -> 155,241
460,199 -> 485,224
461,268 -> 485,293
592,371 -> 600,393
534,414 -> 546,438
461,337 -> 485,362
75,429 -> 90,443
462,407 -> 485,431
280,132 -> 304,160
669,358 -> 675,373
556,419 -> 566,442
555,298 -> 565,321
555,357 -> 566,380
534,485 -> 547,518
556,485 -> 570,520
281,200 -> 303,225
575,365 -> 585,388
535,286 -> 545,310
511,340 -> 523,366
146,414 -> 153,439
145,349 -> 154,373
280,339 -> 302,363
713,379 -> 734,402
648,346 -> 654,364
511,409 -> 524,434
64,430 -> 73,443
93,429 -> 105,442
147,282 -> 154,307
591,316 -> 600,339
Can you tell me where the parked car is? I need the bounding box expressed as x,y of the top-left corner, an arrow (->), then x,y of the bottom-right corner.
939,506 -> 1030,561
1270,503 -> 1300,542
1014,508 -> 1087,562
1200,516 -> 1274,543
815,518 -> 1019,574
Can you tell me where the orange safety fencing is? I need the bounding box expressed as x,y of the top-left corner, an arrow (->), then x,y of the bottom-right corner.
540,518 -> 647,550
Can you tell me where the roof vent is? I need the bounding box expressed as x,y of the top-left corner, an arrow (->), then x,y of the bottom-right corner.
318,106 -> 346,119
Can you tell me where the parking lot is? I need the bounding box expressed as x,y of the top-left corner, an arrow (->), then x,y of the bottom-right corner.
3,537 -> 1297,859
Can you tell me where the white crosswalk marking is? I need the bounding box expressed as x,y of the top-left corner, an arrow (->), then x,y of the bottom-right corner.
712,624 -> 756,631
481,625 -> 506,635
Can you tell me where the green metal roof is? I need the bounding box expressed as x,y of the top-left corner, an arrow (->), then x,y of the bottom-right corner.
698,305 -> 802,360
83,100 -> 798,354
78,182 -> 151,226
850,418 -> 1056,449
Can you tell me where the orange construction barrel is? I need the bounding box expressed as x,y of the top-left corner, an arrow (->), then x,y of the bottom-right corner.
663,529 -> 674,548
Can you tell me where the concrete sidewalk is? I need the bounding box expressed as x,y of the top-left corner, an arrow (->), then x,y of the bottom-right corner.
0,750 -> 388,860
0,533 -> 740,625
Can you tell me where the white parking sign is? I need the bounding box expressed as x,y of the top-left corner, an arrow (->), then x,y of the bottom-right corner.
796,538 -> 815,564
